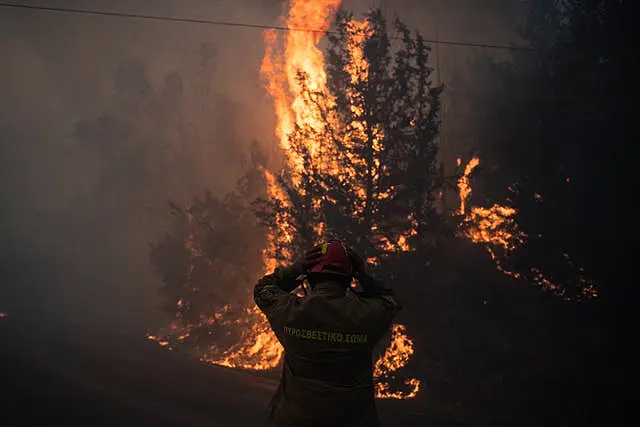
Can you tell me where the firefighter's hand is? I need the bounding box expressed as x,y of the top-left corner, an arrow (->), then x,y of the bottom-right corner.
290,245 -> 325,276
346,246 -> 386,293
345,246 -> 367,277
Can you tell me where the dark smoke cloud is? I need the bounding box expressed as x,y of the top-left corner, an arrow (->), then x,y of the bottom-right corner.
0,0 -> 518,332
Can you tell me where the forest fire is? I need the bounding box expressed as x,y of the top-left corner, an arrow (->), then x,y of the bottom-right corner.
457,157 -> 598,299
149,0 -> 420,400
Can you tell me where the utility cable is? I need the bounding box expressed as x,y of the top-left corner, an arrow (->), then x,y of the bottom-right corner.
0,2 -> 534,52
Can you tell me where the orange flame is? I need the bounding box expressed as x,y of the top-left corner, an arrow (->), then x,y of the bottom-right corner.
457,158 -> 598,299
456,156 -> 480,215
373,324 -> 421,399
261,0 -> 342,170
200,306 -> 283,370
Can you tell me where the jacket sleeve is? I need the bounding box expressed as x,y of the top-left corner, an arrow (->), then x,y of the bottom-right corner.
356,273 -> 402,345
253,266 -> 301,326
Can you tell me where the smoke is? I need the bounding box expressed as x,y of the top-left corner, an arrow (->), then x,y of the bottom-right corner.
0,0 -> 520,332
0,0 -> 281,331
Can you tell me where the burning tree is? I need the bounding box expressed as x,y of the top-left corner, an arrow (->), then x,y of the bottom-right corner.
257,8 -> 443,273
148,4 -> 436,399
256,7 -> 442,398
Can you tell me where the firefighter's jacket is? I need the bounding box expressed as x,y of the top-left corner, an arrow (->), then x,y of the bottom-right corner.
254,267 -> 401,427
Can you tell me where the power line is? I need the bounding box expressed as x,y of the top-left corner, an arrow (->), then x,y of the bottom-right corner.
0,2 -> 534,52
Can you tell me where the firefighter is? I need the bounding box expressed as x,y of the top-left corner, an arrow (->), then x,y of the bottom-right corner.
254,240 -> 401,427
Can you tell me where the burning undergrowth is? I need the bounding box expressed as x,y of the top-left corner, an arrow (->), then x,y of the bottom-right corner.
455,157 -> 598,301
147,185 -> 282,370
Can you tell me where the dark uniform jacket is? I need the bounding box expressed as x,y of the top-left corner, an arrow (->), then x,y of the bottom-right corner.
254,267 -> 401,427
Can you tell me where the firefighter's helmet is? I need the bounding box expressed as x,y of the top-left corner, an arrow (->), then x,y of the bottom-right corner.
307,240 -> 354,277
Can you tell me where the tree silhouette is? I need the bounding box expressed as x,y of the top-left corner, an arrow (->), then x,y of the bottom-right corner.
149,143 -> 268,347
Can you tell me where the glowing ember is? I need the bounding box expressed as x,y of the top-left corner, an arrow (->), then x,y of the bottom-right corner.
0,312 -> 7,318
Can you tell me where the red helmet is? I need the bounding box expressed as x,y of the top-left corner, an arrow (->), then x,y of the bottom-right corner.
307,240 -> 354,277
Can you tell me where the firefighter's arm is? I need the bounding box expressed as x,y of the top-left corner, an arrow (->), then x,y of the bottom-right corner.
357,272 -> 402,344
345,246 -> 393,298
254,246 -> 324,319
358,272 -> 402,310
253,267 -> 299,320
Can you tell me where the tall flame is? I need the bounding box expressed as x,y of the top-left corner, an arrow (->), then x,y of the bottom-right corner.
261,0 -> 342,168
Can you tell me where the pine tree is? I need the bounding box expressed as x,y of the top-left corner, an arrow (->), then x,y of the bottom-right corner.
255,9 -> 443,278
